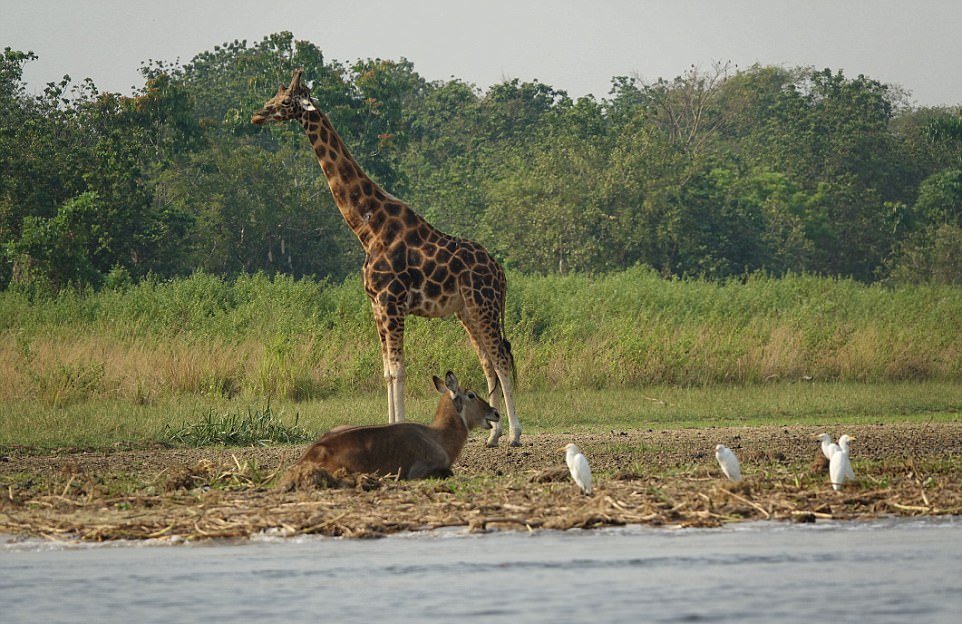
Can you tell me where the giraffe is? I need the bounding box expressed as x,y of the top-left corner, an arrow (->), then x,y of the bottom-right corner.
252,69 -> 521,447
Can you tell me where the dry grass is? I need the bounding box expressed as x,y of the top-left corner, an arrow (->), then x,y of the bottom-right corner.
3,270 -> 962,406
3,424 -> 961,542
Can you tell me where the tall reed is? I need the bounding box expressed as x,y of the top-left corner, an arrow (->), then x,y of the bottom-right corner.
1,267 -> 960,405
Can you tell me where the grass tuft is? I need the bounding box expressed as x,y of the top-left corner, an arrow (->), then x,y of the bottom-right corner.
161,402 -> 312,447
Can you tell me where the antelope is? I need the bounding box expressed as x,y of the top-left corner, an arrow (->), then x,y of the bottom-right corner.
281,372 -> 499,486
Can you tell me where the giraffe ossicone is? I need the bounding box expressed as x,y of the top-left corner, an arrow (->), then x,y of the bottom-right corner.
252,68 -> 521,447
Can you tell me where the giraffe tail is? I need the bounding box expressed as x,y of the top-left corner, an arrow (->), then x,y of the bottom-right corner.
498,292 -> 517,386
503,336 -> 517,386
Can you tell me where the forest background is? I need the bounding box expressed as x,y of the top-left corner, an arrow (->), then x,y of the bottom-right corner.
3,32 -> 962,289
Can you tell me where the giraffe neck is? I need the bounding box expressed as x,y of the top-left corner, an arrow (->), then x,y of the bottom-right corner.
299,110 -> 393,250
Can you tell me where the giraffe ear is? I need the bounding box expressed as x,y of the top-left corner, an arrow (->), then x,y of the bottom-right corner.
299,97 -> 316,112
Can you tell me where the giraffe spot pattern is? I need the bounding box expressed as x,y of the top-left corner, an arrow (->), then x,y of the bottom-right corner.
294,106 -> 513,373
405,229 -> 423,246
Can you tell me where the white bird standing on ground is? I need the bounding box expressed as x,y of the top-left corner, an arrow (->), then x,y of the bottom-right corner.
829,434 -> 856,491
559,443 -> 593,495
815,433 -> 840,460
714,444 -> 742,482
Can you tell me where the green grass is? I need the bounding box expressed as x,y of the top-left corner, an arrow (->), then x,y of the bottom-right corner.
2,381 -> 960,451
2,268 -> 961,450
161,402 -> 313,447
2,268 -> 962,407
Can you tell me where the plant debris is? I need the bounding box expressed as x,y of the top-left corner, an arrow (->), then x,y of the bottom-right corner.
2,423 -> 961,542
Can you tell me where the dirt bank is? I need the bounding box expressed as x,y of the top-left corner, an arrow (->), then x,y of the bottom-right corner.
2,423 -> 961,541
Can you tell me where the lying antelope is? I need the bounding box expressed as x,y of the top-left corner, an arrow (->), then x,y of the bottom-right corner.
282,372 -> 499,484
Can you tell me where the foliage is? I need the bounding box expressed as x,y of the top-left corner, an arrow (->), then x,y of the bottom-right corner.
2,270 -> 960,408
161,402 -> 312,447
2,38 -> 962,287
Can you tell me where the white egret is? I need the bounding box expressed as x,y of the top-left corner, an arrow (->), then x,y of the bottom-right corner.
559,443 -> 593,495
714,444 -> 742,482
815,433 -> 840,460
829,434 -> 856,491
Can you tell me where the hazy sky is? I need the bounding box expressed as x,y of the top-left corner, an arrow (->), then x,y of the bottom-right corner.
3,0 -> 961,107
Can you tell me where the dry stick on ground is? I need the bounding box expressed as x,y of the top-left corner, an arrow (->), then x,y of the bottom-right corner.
717,487 -> 771,519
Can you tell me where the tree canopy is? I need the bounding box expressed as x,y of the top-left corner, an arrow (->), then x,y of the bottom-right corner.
2,34 -> 961,291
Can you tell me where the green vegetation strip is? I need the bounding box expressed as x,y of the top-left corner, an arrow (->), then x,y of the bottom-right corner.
2,381 -> 960,451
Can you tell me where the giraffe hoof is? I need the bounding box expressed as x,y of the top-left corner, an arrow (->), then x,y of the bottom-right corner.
509,440 -> 522,448
485,440 -> 500,448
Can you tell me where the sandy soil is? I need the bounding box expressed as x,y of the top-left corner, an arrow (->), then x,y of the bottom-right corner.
2,423 -> 961,541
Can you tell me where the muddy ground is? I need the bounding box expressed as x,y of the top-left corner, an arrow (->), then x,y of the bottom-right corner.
2,423 -> 961,541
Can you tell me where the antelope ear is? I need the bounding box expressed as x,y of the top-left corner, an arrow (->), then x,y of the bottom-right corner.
432,375 -> 446,394
299,97 -> 316,111
444,371 -> 459,394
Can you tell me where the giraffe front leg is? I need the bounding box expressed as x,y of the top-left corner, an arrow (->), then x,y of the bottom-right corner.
373,305 -> 396,424
385,316 -> 406,423
391,359 -> 405,422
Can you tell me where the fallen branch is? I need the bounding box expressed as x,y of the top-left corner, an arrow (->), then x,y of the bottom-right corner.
721,489 -> 771,519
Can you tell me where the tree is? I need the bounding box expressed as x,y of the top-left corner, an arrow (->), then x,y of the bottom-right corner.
6,192 -> 103,290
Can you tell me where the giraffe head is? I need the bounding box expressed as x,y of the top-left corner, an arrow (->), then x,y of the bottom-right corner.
251,68 -> 316,125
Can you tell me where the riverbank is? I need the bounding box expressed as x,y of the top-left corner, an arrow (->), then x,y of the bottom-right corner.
2,422 -> 961,541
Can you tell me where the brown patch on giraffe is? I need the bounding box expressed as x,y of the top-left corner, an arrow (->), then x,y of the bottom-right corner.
405,229 -> 423,246
430,264 -> 448,283
369,210 -> 386,230
383,219 -> 403,242
407,268 -> 424,289
387,246 -> 407,272
387,279 -> 405,297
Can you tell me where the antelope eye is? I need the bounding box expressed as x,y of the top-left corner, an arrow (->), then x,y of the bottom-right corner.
467,392 -> 477,400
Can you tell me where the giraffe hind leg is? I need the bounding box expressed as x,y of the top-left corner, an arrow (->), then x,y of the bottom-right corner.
496,364 -> 520,446
481,355 -> 504,447
457,312 -> 519,447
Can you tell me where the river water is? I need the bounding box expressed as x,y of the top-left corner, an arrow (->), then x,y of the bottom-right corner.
2,517 -> 961,623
